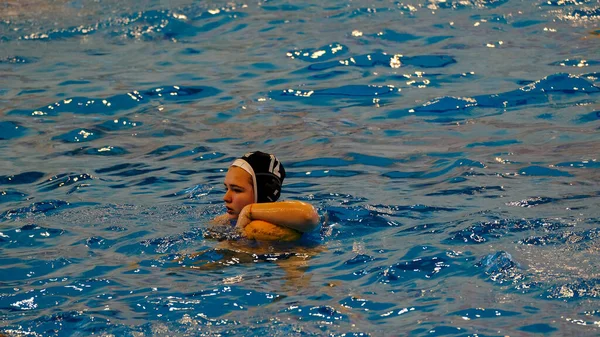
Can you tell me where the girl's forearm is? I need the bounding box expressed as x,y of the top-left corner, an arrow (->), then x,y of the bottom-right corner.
239,201 -> 319,233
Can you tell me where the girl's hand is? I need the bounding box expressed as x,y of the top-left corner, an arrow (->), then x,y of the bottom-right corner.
235,204 -> 253,230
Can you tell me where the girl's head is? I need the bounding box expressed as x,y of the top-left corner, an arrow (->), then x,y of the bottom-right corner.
223,151 -> 286,219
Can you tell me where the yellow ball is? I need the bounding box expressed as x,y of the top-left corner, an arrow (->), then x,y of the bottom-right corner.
242,220 -> 302,242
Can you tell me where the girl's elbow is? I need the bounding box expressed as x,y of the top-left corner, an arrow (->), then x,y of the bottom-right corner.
288,201 -> 319,232
303,209 -> 320,231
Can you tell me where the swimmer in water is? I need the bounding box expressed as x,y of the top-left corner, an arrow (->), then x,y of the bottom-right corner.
213,151 -> 319,239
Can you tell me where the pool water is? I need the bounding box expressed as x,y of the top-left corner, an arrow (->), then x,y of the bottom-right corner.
1,0 -> 599,336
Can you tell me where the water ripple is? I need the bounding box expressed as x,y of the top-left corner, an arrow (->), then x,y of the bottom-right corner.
0,55 -> 36,64
287,43 -> 348,62
95,163 -> 165,177
11,7 -> 248,43
96,117 -> 142,131
383,159 -> 485,179
0,171 -> 45,185
476,251 -> 528,286
270,84 -> 398,103
545,279 -> 600,299
0,189 -> 28,204
518,165 -> 573,177
52,128 -> 104,143
519,227 -> 600,246
1,200 -> 74,221
446,218 -> 574,244
10,85 -> 220,117
37,173 -> 95,193
0,121 -> 28,140
60,146 -> 130,156
435,0 -> 509,9
374,29 -> 420,42
0,256 -> 74,282
301,52 -> 456,72
387,73 -> 600,118
0,223 -> 66,248
449,307 -> 520,320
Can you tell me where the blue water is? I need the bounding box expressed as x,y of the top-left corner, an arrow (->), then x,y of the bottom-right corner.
1,0 -> 599,336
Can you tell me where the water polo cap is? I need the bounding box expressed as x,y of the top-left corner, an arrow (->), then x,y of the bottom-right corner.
230,151 -> 286,203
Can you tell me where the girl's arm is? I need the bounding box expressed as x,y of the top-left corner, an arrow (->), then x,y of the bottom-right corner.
236,201 -> 319,233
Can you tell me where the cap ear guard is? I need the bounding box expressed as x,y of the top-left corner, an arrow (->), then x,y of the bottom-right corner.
256,174 -> 282,202
238,151 -> 286,203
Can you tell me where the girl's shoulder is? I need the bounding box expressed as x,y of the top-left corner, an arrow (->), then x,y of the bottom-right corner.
211,214 -> 233,226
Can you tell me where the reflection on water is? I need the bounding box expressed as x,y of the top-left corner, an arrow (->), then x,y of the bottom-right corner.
2,0 -> 600,335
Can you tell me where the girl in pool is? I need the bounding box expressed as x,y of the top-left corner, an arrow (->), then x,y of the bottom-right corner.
214,151 -> 319,240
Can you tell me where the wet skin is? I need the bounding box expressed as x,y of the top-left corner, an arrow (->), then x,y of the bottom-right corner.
223,166 -> 254,220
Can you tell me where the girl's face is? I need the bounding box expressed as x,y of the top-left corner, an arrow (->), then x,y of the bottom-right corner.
223,166 -> 255,220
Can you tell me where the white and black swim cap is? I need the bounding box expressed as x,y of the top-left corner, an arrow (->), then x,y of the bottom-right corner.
230,151 -> 286,203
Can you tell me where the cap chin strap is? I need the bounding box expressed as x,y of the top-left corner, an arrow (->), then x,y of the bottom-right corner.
231,159 -> 258,203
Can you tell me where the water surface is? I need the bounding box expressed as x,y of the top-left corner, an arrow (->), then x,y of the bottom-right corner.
1,0 -> 600,336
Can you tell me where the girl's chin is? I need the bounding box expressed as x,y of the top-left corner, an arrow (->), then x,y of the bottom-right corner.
226,212 -> 238,219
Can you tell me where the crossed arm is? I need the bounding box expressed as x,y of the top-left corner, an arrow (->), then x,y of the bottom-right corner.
236,200 -> 319,233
